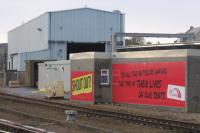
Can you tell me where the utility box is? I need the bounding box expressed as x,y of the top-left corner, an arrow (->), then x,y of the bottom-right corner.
38,60 -> 70,98
70,52 -> 111,104
111,49 -> 200,113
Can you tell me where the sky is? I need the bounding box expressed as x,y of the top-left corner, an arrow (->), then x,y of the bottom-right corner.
0,0 -> 200,43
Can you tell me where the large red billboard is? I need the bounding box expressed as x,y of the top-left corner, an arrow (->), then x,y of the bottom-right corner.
112,62 -> 186,108
71,71 -> 93,102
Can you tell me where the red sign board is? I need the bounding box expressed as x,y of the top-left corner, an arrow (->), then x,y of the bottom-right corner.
71,71 -> 93,102
112,62 -> 186,108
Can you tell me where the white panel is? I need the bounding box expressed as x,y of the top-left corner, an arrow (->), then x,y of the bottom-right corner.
70,52 -> 110,60
8,13 -> 49,55
38,60 -> 71,98
167,84 -> 185,101
50,8 -> 125,42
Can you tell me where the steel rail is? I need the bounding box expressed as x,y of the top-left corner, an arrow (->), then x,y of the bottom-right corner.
0,119 -> 47,133
0,95 -> 117,133
0,92 -> 200,132
0,104 -> 117,133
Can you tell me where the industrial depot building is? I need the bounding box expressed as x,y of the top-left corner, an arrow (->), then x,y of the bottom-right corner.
8,7 -> 125,71
6,7 -> 200,113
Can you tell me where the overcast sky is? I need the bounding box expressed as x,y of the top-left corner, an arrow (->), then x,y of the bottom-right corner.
0,0 -> 200,43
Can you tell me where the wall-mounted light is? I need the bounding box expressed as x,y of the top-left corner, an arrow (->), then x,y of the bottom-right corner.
37,28 -> 42,31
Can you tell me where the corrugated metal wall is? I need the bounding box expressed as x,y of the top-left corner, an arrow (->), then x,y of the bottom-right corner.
17,43 -> 67,71
12,54 -> 18,70
50,43 -> 66,60
8,8 -> 124,56
8,8 -> 125,71
50,8 -> 124,42
8,13 -> 49,54
18,50 -> 50,71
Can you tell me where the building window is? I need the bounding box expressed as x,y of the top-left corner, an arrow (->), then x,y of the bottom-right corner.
100,69 -> 109,85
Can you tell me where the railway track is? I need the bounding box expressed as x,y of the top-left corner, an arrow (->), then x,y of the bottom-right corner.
0,119 -> 48,133
0,107 -> 116,133
0,92 -> 200,133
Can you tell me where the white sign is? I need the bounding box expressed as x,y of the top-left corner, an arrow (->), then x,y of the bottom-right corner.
167,84 -> 185,101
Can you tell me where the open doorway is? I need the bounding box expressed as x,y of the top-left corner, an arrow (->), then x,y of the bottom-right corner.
67,42 -> 105,59
25,60 -> 46,88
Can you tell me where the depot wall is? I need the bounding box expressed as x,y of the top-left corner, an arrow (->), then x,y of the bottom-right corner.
187,53 -> 200,112
68,50 -> 200,112
8,8 -> 125,71
112,49 -> 200,112
112,50 -> 187,112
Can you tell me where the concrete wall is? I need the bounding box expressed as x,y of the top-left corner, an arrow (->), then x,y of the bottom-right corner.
70,52 -> 111,103
70,58 -> 94,103
112,50 -> 187,111
187,49 -> 200,112
111,49 -> 200,112
94,59 -> 112,103
25,60 -> 35,87
187,56 -> 200,112
68,50 -> 200,112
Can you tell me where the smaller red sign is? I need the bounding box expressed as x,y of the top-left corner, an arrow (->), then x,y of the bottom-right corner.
71,71 -> 93,102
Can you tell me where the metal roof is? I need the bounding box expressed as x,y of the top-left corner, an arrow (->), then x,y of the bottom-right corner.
117,43 -> 200,52
49,7 -> 123,15
115,32 -> 194,38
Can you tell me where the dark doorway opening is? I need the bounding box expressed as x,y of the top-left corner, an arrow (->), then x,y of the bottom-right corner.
25,60 -> 46,88
67,42 -> 106,59
33,62 -> 39,87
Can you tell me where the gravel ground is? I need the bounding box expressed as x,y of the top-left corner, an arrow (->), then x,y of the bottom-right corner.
1,87 -> 198,131
0,111 -> 99,133
0,88 -> 200,124
48,99 -> 200,124
1,87 -> 200,124
0,98 -> 172,133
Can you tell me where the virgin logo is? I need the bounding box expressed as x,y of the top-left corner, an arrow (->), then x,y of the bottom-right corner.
167,84 -> 185,101
169,88 -> 182,98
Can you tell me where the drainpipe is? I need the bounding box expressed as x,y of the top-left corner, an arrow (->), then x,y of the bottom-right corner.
111,33 -> 117,52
